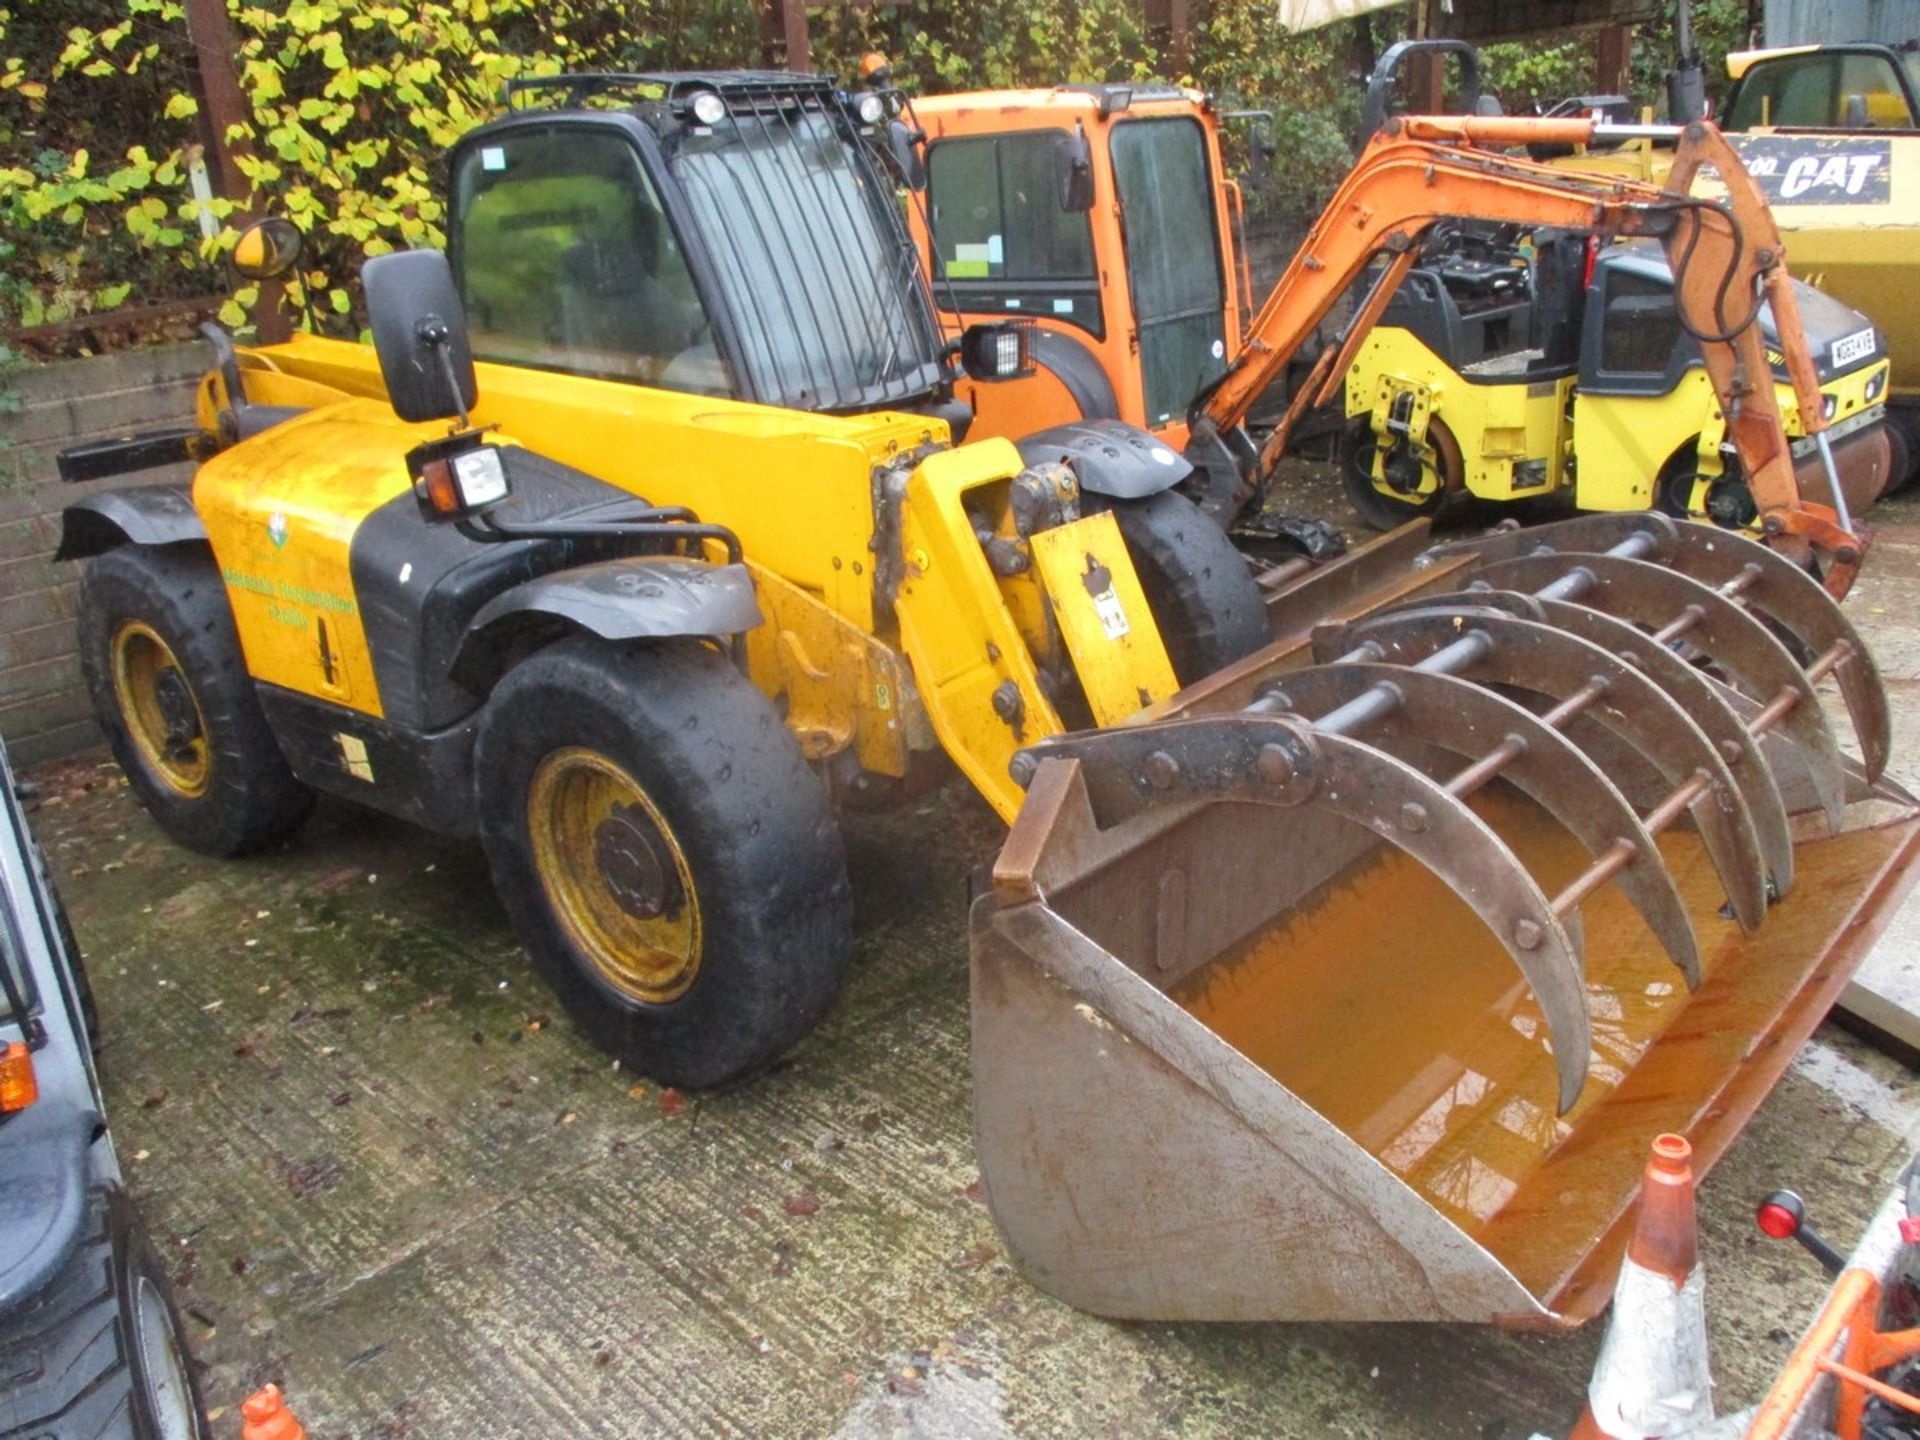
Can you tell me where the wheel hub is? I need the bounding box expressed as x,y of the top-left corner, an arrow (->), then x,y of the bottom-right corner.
593,805 -> 683,921
153,669 -> 201,755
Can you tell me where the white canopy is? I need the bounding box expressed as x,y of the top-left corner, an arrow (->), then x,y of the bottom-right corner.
1276,0 -> 1412,32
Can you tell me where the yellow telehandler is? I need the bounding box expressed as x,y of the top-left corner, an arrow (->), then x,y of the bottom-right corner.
54,73 -> 1917,1325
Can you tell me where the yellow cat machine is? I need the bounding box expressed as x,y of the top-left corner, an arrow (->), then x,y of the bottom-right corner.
899,71 -> 1893,566
55,76 -> 1917,1323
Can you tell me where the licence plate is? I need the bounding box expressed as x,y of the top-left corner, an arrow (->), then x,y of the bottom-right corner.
1831,327 -> 1878,368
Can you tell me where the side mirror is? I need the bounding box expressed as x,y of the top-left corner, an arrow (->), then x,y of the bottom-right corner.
1220,109 -> 1277,189
888,118 -> 926,191
1845,92 -> 1872,127
230,217 -> 303,281
1056,125 -> 1095,213
363,248 -> 478,427
957,321 -> 1035,382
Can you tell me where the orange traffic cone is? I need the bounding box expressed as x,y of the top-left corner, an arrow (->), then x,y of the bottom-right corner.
1569,1134 -> 1714,1439
241,1383 -> 308,1440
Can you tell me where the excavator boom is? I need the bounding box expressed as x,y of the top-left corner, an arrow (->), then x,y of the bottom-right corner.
1200,116 -> 1861,588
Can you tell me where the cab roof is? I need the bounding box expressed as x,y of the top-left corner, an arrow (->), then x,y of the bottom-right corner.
908,83 -> 1206,125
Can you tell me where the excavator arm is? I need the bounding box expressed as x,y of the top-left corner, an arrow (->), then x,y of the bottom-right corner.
1200,116 -> 1863,591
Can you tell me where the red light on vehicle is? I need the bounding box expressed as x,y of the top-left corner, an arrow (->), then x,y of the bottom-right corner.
0,1040 -> 36,1113
1757,1190 -> 1805,1240
419,458 -> 460,517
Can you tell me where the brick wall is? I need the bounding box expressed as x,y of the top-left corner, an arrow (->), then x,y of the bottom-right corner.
0,341 -> 208,765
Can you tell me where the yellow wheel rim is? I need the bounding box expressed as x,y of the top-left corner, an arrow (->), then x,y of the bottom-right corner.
109,621 -> 211,798
526,747 -> 702,1005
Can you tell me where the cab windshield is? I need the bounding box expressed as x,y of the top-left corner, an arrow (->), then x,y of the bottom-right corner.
453,102 -> 946,414
0,920 -> 30,1036
669,104 -> 946,411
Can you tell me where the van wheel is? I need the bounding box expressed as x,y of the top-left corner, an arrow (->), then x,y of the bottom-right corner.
0,1189 -> 211,1439
1088,490 -> 1269,684
77,545 -> 312,856
475,637 -> 852,1088
1341,416 -> 1459,531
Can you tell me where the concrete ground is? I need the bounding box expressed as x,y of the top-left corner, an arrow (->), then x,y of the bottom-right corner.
28,483 -> 1920,1439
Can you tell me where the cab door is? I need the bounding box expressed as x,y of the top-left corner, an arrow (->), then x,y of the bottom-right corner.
1570,259 -> 1715,510
1109,116 -> 1230,433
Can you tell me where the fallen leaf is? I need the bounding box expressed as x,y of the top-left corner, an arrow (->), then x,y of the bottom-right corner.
783,1190 -> 821,1217
658,1088 -> 685,1118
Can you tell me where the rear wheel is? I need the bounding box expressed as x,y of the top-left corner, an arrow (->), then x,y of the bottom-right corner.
1885,416 -> 1913,495
1087,490 -> 1268,685
77,545 -> 312,856
475,637 -> 852,1088
1341,416 -> 1460,531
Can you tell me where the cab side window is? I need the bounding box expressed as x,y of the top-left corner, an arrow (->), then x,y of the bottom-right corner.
451,127 -> 729,396
926,133 -> 1102,336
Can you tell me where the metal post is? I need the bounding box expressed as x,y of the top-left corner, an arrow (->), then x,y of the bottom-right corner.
759,0 -> 811,72
182,0 -> 289,342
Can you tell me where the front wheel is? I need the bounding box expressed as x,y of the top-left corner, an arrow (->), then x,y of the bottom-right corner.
1086,489 -> 1269,685
475,637 -> 852,1089
1341,416 -> 1460,532
0,1189 -> 212,1439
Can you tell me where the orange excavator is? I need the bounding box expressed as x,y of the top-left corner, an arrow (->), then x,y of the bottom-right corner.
899,87 -> 1880,593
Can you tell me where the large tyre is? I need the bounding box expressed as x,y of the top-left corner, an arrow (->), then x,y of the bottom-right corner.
77,545 -> 312,857
1341,416 -> 1460,532
475,637 -> 852,1089
0,1188 -> 212,1439
1087,490 -> 1268,685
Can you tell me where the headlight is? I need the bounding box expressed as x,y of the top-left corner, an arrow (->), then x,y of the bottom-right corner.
856,92 -> 886,126
1822,392 -> 1838,420
1866,369 -> 1887,403
957,321 -> 1035,382
690,91 -> 727,126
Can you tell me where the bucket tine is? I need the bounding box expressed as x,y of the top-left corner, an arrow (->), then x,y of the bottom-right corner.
1428,512 -> 1888,784
1264,661 -> 1702,986
1449,588 -> 1795,894
1320,607 -> 1771,931
1653,525 -> 1891,784
1013,719 -> 1595,1111
1475,553 -> 1846,831
1425,512 -> 1681,568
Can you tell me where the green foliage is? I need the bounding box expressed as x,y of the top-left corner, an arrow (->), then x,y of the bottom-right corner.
0,0 -> 763,337
0,0 -> 1769,344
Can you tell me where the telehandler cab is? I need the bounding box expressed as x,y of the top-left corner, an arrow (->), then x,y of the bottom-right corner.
57,71 -> 1918,1325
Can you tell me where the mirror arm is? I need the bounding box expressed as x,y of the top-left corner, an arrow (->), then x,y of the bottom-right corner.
416,315 -> 471,430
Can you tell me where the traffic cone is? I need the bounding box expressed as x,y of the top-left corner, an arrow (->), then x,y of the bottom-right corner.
1569,1133 -> 1714,1439
241,1383 -> 308,1440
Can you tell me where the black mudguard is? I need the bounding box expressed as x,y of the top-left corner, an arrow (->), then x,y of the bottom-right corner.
1015,418 -> 1193,500
54,486 -> 207,562
450,558 -> 762,693
1028,328 -> 1121,423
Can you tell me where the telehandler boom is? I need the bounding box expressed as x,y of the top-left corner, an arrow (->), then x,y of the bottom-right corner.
55,72 -> 1917,1326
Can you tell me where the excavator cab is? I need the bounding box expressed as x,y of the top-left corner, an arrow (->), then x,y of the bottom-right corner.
908,85 -> 1246,454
